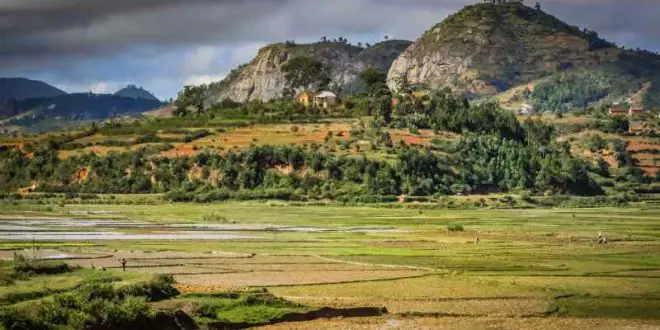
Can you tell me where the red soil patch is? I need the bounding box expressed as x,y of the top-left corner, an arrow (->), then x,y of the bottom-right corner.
639,166 -> 659,175
627,142 -> 660,152
71,167 -> 90,184
390,131 -> 430,146
159,146 -> 197,158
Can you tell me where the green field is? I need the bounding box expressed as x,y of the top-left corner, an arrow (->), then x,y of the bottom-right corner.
0,201 -> 658,329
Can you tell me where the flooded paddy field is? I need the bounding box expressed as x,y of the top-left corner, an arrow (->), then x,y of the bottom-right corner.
0,202 -> 658,328
0,216 -> 410,241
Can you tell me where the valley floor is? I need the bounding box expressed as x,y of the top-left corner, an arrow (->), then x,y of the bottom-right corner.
0,201 -> 659,329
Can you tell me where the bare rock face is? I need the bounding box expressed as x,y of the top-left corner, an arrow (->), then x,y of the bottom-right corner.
205,40 -> 411,104
387,3 -> 619,97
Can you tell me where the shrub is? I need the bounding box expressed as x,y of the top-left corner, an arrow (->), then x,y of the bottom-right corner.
13,261 -> 73,275
183,129 -> 211,143
135,133 -> 162,144
198,303 -> 218,319
0,274 -> 174,330
446,223 -> 465,232
202,213 -> 230,223
117,274 -> 179,302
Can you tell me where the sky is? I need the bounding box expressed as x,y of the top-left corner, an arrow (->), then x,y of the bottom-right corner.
1,0 -> 659,100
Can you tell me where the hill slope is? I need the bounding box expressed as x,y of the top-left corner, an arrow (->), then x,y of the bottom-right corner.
114,85 -> 159,101
387,3 -> 622,98
0,78 -> 66,101
205,40 -> 411,104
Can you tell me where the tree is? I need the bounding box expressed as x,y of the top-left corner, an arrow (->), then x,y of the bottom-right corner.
175,85 -> 206,116
583,134 -> 606,153
379,95 -> 393,125
535,2 -> 542,11
360,67 -> 386,88
360,67 -> 389,97
282,57 -> 328,91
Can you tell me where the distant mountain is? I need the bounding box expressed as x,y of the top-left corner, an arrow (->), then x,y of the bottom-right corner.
0,93 -> 164,128
114,85 -> 159,101
0,78 -> 66,101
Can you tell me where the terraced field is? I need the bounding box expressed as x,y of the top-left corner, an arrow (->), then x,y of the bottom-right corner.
0,202 -> 658,328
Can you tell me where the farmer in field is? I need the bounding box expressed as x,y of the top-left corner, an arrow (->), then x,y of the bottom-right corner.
120,258 -> 127,272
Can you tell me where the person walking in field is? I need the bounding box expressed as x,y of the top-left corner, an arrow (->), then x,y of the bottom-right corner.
120,258 -> 127,272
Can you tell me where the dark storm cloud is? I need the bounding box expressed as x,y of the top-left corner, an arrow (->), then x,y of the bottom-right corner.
0,0 -> 463,67
1,0 -> 657,64
0,0 -> 657,98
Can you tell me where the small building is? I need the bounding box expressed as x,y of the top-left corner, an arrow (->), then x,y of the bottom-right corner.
313,91 -> 337,109
628,122 -> 646,134
608,103 -> 628,116
295,91 -> 315,107
628,106 -> 646,116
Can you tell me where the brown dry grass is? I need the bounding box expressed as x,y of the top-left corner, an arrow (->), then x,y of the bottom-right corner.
260,316 -> 660,330
269,275 -> 545,303
628,141 -> 660,152
175,269 -> 425,287
278,296 -> 552,315
192,123 -> 352,151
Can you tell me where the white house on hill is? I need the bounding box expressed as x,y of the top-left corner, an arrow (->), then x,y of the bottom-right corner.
314,91 -> 337,109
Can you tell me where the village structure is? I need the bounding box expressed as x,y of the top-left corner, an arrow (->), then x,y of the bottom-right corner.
608,103 -> 647,117
295,90 -> 337,109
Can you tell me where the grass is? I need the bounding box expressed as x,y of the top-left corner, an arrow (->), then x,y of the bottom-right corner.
168,292 -> 309,325
0,201 -> 658,326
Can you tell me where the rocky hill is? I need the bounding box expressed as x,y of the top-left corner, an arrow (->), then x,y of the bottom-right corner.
0,78 -> 66,102
205,40 -> 411,104
387,2 -> 623,98
114,85 -> 159,101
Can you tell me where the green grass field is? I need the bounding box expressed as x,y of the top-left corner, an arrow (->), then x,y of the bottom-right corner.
0,201 -> 658,328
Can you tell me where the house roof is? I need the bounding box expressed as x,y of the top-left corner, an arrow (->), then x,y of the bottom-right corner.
315,91 -> 337,98
296,91 -> 314,97
609,104 -> 627,112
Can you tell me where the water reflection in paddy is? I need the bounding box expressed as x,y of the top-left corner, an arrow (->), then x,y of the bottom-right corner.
0,217 -> 410,241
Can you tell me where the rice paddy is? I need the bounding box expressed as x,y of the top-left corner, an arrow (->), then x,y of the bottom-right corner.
0,201 -> 658,328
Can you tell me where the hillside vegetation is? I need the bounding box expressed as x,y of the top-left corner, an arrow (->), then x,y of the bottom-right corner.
387,2 -> 660,112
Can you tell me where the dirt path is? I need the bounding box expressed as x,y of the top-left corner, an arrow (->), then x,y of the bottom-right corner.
312,255 -> 444,273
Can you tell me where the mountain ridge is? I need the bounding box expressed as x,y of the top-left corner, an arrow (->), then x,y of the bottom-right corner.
114,85 -> 159,101
0,77 -> 67,102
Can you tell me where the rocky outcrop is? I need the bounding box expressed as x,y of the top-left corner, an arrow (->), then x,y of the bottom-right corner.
205,40 -> 411,104
387,2 -> 620,97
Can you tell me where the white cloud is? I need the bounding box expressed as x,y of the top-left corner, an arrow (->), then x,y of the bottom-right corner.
182,46 -> 219,75
88,82 -> 112,93
183,74 -> 226,86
